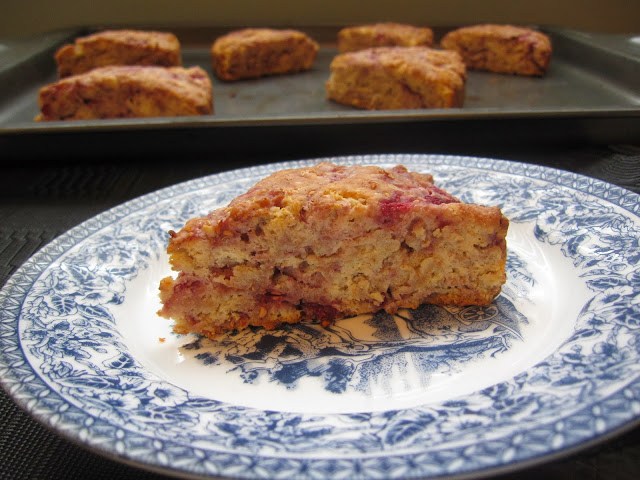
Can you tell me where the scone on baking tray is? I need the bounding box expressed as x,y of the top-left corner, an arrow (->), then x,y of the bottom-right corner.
158,162 -> 509,339
440,24 -> 552,76
210,28 -> 319,81
337,22 -> 434,53
326,46 -> 466,110
36,65 -> 212,121
55,29 -> 182,78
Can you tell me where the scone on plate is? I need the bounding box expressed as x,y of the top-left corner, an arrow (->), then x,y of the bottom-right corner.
337,22 -> 434,53
55,29 -> 182,78
36,65 -> 212,121
441,24 -> 552,76
211,28 -> 319,81
158,162 -> 508,339
326,46 -> 466,110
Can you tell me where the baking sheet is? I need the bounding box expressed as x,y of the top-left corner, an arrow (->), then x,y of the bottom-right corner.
0,26 -> 638,157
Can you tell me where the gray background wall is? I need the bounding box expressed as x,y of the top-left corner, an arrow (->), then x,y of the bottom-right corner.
2,0 -> 638,37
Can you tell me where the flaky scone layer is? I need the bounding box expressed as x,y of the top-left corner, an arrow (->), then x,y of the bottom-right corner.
158,163 -> 508,338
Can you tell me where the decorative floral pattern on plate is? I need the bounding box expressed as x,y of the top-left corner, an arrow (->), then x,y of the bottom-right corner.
183,297 -> 528,396
1,154 -> 639,479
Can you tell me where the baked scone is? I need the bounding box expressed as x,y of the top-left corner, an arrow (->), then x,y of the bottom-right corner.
337,22 -> 434,53
158,162 -> 509,338
55,29 -> 182,78
326,47 -> 466,110
440,24 -> 552,76
36,65 -> 212,121
211,28 -> 319,81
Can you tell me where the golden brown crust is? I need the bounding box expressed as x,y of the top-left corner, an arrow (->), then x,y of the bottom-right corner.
158,162 -> 509,339
337,22 -> 434,52
326,46 -> 466,110
440,24 -> 552,76
55,29 -> 182,78
37,65 -> 213,121
211,28 -> 319,81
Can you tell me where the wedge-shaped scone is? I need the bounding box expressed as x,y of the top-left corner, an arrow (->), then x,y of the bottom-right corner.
326,46 -> 466,110
338,22 -> 434,53
211,28 -> 319,81
158,162 -> 509,338
441,24 -> 552,76
36,65 -> 213,121
55,29 -> 182,78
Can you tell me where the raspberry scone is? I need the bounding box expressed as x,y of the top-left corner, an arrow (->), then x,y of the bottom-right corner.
211,28 -> 319,81
326,46 -> 466,110
440,24 -> 552,76
158,162 -> 509,338
337,22 -> 434,53
55,29 -> 182,78
36,65 -> 213,121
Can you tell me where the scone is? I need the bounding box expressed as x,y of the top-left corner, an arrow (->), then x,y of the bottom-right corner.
326,47 -> 466,110
36,65 -> 212,121
337,22 -> 434,53
158,162 -> 509,339
55,29 -> 182,78
211,28 -> 319,81
440,24 -> 552,76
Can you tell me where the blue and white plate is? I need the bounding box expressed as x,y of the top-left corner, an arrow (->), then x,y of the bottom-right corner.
1,154 -> 639,479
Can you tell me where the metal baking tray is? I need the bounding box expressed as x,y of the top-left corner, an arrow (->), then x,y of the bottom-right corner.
1,26 -> 639,160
